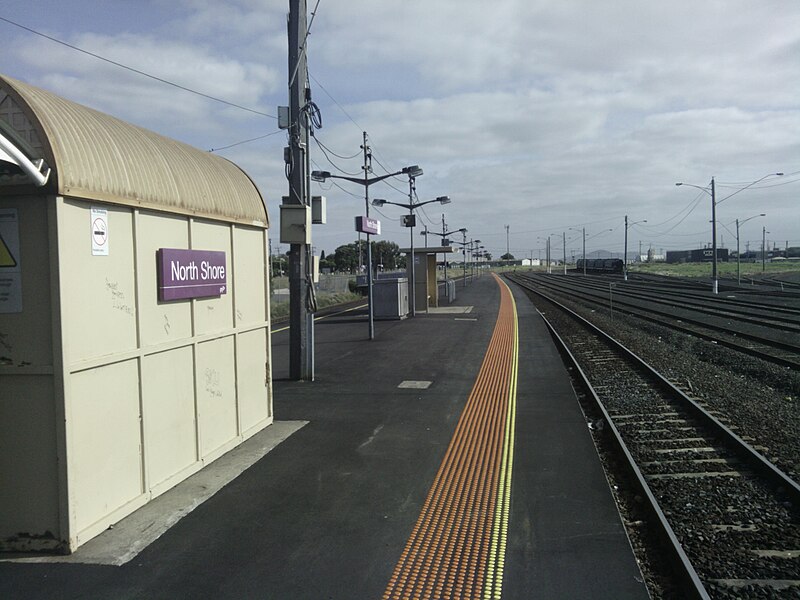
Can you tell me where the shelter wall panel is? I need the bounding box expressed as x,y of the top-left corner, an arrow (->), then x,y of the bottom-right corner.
196,336 -> 237,458
232,227 -> 267,326
191,220 -> 233,335
236,328 -> 270,433
0,198 -> 52,365
61,200 -> 137,364
69,360 -> 142,534
0,377 -> 59,543
136,211 -> 192,346
142,346 -> 197,488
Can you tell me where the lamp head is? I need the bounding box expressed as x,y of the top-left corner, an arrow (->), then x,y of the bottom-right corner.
437,196 -> 451,204
311,170 -> 330,182
402,165 -> 424,177
776,172 -> 784,176
675,182 -> 683,186
458,228 -> 467,233
371,199 -> 386,207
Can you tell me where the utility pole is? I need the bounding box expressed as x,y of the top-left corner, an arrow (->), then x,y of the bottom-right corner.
407,172 -> 417,316
582,227 -> 586,275
546,237 -> 550,273
287,0 -> 313,380
736,219 -> 741,286
462,229 -> 468,287
362,132 -> 376,339
562,231 -> 567,274
710,177 -> 718,294
624,215 -> 629,281
441,214 -> 448,291
505,224 -> 510,258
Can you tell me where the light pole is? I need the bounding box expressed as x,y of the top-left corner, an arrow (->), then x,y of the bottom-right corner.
536,237 -> 547,271
548,233 -> 561,275
470,240 -> 482,278
426,220 -> 464,297
624,216 -> 647,281
448,231 -> 470,286
543,235 -> 553,273
762,225 -> 770,272
676,172 -> 782,294
312,161 -> 422,339
735,213 -> 765,285
372,193 -> 450,316
569,227 -> 586,275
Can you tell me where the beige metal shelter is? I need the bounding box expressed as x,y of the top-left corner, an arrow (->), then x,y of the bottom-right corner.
400,246 -> 454,310
0,75 -> 272,553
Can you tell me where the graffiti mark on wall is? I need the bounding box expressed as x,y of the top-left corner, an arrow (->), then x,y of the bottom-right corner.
204,367 -> 223,399
105,278 -> 134,316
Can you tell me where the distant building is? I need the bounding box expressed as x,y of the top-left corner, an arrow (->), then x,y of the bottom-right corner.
666,248 -> 729,264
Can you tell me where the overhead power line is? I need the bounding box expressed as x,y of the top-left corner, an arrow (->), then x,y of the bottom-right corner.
0,15 -> 276,119
208,130 -> 282,153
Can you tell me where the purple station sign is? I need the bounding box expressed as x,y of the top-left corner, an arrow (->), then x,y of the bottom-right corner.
157,248 -> 227,301
355,215 -> 381,235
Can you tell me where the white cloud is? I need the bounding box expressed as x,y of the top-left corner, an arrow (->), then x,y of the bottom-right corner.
1,0 -> 798,255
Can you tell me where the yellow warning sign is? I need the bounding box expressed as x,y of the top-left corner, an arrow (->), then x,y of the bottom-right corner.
0,233 -> 15,267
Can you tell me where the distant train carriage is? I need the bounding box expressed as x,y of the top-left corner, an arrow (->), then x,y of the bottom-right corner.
576,258 -> 624,273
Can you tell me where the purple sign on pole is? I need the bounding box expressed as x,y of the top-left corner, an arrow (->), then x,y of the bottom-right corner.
157,248 -> 227,301
355,216 -> 381,235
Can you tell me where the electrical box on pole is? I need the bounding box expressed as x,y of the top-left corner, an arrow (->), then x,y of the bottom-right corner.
311,195 -> 326,224
279,204 -> 311,244
277,106 -> 290,129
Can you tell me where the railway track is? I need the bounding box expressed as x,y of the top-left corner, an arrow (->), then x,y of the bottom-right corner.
511,272 -> 800,370
507,275 -> 800,599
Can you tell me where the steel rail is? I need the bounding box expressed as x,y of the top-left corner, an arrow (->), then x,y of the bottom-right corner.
509,273 -> 800,597
538,310 -> 710,600
520,273 -> 800,335
511,273 -> 800,369
586,277 -> 800,325
507,274 -> 800,503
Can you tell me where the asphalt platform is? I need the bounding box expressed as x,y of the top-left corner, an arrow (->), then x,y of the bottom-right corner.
0,274 -> 648,599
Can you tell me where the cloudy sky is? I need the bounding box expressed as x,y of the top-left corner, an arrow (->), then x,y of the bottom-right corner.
2,0 -> 798,260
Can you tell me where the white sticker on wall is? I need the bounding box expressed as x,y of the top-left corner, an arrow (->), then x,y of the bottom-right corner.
91,207 -> 109,256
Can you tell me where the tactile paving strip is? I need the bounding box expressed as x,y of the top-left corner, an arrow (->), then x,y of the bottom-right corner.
384,274 -> 519,600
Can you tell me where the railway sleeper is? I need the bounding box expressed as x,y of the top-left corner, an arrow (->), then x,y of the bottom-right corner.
610,412 -> 681,419
640,458 -> 741,467
615,419 -> 691,428
753,550 -> 800,559
645,471 -> 746,480
711,524 -> 760,532
708,578 -> 800,592
652,447 -> 718,454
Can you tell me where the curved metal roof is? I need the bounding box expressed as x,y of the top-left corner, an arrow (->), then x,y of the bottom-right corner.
0,74 -> 268,227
